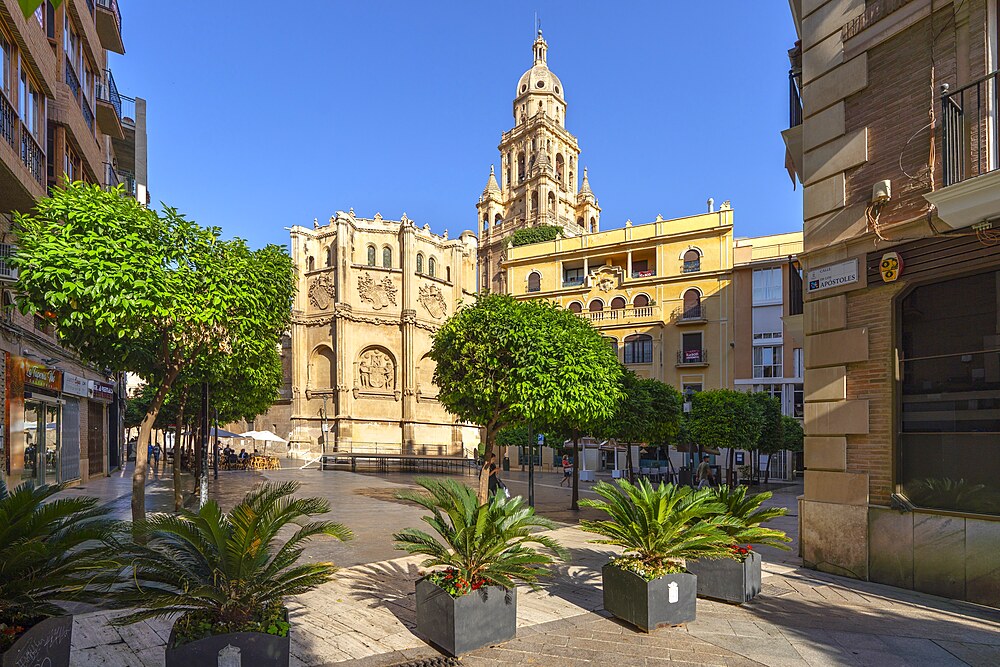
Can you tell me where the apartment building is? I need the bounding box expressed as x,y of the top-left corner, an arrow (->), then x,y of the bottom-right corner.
732,232 -> 805,480
0,0 -> 146,490
785,0 -> 1000,606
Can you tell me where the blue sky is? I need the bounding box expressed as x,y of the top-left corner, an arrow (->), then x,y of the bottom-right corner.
109,2 -> 801,251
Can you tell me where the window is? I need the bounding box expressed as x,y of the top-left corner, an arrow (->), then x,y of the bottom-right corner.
577,217 -> 584,228
789,261 -> 804,315
793,348 -> 803,378
494,213 -> 503,227
752,267 -> 782,304
753,345 -> 783,378
547,191 -> 556,212
527,272 -> 540,293
325,247 -> 332,267
633,294 -> 649,308
517,152 -> 525,182
623,334 -> 652,365
306,256 -> 315,271
382,247 -> 392,268
682,289 -> 701,319
681,332 -> 703,363
366,245 -> 376,266
568,301 -> 582,314
752,304 -> 783,342
482,215 -> 488,233
610,296 -> 626,310
19,67 -> 41,138
0,31 -> 10,96
683,249 -> 701,273
899,270 -> 1000,516
590,217 -> 597,233
428,257 -> 436,277
793,384 -> 804,418
416,253 -> 423,274
446,266 -> 451,282
589,299 -> 603,312
752,384 -> 783,403
563,266 -> 584,285
530,190 -> 538,214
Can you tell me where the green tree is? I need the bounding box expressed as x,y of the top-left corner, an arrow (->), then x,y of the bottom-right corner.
751,393 -> 784,455
13,182 -> 294,522
510,225 -> 561,247
781,415 -> 804,453
688,389 -> 763,483
431,293 -> 622,501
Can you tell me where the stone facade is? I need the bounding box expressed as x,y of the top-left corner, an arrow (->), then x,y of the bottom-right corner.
285,211 -> 480,457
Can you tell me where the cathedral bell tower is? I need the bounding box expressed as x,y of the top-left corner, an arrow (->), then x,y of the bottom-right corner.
477,29 -> 600,294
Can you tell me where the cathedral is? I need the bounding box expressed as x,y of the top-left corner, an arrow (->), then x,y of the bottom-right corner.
477,30 -> 602,294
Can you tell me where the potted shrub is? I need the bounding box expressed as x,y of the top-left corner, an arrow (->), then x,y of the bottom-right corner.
686,485 -> 789,604
110,481 -> 351,667
580,479 -> 734,632
0,481 -> 116,667
393,478 -> 567,656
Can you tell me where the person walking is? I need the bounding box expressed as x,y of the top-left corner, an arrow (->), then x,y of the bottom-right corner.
560,454 -> 572,487
147,442 -> 154,471
696,454 -> 714,489
483,453 -> 501,497
152,443 -> 162,471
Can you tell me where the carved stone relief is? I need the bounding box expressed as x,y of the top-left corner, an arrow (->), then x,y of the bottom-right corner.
357,348 -> 395,391
358,273 -> 397,310
308,273 -> 335,310
418,284 -> 447,319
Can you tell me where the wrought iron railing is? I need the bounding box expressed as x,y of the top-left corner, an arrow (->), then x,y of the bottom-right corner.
82,99 -> 94,131
0,92 -> 15,150
941,73 -> 1000,186
579,305 -> 654,322
117,169 -> 136,197
562,276 -> 585,287
65,57 -> 81,99
104,162 -> 120,188
682,260 -> 700,273
20,125 -> 44,184
677,349 -> 708,365
672,306 -> 704,321
631,269 -> 655,278
96,68 -> 122,120
95,0 -> 121,29
120,94 -> 135,127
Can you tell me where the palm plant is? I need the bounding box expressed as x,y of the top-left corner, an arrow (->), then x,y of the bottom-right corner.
110,481 -> 351,645
0,481 -> 117,650
393,478 -> 567,596
579,479 -> 736,580
707,485 -> 790,553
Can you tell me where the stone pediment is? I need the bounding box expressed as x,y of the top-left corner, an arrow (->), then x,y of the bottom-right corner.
588,264 -> 624,293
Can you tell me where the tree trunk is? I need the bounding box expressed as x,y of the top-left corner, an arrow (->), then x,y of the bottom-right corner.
131,369 -> 179,524
478,425 -> 497,504
193,412 -> 203,491
727,448 -> 736,486
626,442 -> 635,482
571,434 -> 580,511
173,395 -> 186,512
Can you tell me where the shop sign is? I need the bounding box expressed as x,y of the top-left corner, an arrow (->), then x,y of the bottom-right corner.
88,380 -> 115,403
63,373 -> 89,398
6,353 -> 62,392
879,252 -> 903,283
806,258 -> 859,293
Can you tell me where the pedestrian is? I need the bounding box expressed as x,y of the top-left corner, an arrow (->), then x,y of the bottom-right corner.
560,454 -> 572,487
152,443 -> 161,470
483,453 -> 506,497
147,442 -> 154,470
697,454 -> 714,489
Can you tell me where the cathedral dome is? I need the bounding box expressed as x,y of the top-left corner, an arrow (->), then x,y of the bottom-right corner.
516,30 -> 564,100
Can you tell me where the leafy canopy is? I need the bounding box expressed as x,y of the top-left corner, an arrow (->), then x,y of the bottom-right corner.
687,389 -> 764,453
781,415 -> 804,453
0,481 -> 117,642
109,482 -> 351,636
511,225 -> 561,247
595,370 -> 682,445
393,478 -> 567,593
751,392 -> 784,455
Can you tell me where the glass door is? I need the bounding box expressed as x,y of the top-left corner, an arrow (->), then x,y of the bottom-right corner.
22,401 -> 43,484
44,404 -> 60,483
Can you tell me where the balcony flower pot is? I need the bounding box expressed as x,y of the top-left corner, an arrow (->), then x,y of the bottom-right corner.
1,615 -> 73,667
601,562 -> 697,631
686,549 -> 761,604
415,577 -> 516,656
164,609 -> 290,667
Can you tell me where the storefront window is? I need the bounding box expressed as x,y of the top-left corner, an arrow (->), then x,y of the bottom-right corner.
899,270 -> 1000,516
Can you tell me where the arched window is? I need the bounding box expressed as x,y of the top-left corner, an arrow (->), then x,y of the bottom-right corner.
577,217 -> 584,228
623,334 -> 653,365
683,289 -> 702,319
517,152 -> 526,182
610,296 -> 626,310
547,191 -> 556,212
527,272 -> 541,293
446,266 -> 451,282
309,346 -> 336,389
482,215 -> 489,233
590,217 -> 597,233
531,190 -> 538,214
633,294 -> 650,308
568,301 -> 582,314
428,257 -> 436,277
325,247 -> 333,267
382,247 -> 392,268
555,153 -> 565,183
589,299 -> 603,312
366,245 -> 376,266
683,249 -> 701,273
494,213 -> 503,227
307,256 -> 315,271
416,253 -> 423,274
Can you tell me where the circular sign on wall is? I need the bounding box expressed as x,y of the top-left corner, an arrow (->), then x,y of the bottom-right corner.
879,252 -> 903,283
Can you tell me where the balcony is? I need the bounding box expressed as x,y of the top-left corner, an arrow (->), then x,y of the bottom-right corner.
103,162 -> 119,189
926,72 -> 1000,231
676,349 -> 709,367
95,69 -> 125,140
95,0 -> 125,54
579,305 -> 655,323
65,57 -> 95,134
630,269 -> 656,279
562,276 -> 585,287
0,92 -> 46,211
672,306 -> 707,325
781,43 -> 804,183
19,124 -> 44,186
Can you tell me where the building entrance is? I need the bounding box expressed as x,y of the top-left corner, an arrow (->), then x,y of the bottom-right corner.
22,400 -> 61,485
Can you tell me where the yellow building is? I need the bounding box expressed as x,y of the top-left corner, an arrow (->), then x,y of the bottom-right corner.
504,205 -> 736,394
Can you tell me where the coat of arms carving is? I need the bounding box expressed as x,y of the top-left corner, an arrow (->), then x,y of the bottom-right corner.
418,284 -> 447,319
358,348 -> 395,391
358,273 -> 397,310
308,274 -> 335,310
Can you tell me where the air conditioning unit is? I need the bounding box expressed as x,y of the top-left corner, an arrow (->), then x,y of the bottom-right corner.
0,244 -> 18,282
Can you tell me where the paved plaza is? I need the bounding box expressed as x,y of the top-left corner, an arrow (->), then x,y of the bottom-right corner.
60,464 -> 1000,666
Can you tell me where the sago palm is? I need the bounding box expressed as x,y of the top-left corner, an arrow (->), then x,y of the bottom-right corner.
580,479 -> 736,574
708,485 -> 790,550
0,481 -> 117,646
110,481 -> 351,640
393,478 -> 567,592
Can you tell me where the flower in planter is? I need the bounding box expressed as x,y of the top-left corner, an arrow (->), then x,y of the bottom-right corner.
0,480 -> 118,652
393,478 -> 568,596
108,481 -> 352,647
707,485 -> 790,557
579,479 -> 736,579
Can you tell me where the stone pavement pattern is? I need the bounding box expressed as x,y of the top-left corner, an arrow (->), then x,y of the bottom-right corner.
64,468 -> 1000,666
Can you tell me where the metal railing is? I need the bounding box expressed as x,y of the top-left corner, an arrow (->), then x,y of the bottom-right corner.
64,57 -> 81,99
103,162 -> 119,188
96,68 -> 122,120
120,94 -> 135,127
20,126 -> 44,184
117,169 -> 137,197
562,276 -> 584,287
579,305 -> 654,322
682,260 -> 700,273
941,73 -> 1000,186
0,92 -> 15,150
82,99 -> 94,131
631,269 -> 656,278
789,69 -> 803,128
672,305 -> 704,321
677,349 -> 708,365
95,0 -> 121,29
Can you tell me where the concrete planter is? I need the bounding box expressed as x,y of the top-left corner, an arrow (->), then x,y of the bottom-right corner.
686,551 -> 762,604
601,563 -> 697,632
1,615 -> 72,667
164,610 -> 290,667
414,577 -> 516,656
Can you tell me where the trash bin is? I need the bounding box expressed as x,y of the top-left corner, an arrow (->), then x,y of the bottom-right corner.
679,466 -> 692,487
502,457 -> 510,472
